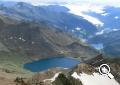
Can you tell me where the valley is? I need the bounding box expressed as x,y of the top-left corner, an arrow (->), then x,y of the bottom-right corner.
0,10 -> 99,75
0,1 -> 119,85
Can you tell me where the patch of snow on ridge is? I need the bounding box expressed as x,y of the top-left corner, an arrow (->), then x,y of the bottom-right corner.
71,72 -> 119,85
43,72 -> 61,82
101,13 -> 109,16
96,28 -> 120,35
75,27 -> 82,31
71,72 -> 80,79
114,16 -> 119,19
81,38 -> 87,43
71,30 -> 75,33
96,30 -> 104,35
112,29 -> 119,31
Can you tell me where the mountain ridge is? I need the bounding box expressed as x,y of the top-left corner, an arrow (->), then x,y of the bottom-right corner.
0,1 -> 97,39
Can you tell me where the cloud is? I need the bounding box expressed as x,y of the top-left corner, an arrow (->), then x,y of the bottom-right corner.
66,4 -> 104,26
2,0 -> 119,26
63,0 -> 120,26
2,0 -> 120,6
1,0 -> 78,5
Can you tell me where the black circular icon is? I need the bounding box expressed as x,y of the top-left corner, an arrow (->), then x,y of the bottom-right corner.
99,64 -> 110,75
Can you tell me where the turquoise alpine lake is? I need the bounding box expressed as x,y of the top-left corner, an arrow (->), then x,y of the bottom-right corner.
24,56 -> 80,72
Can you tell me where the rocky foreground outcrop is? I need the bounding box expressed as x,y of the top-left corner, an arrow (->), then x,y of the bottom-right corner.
12,60 -> 120,85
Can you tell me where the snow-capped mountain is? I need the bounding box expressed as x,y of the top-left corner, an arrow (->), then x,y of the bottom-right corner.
83,6 -> 120,56
0,1 -> 97,39
1,1 -> 120,56
65,3 -> 120,56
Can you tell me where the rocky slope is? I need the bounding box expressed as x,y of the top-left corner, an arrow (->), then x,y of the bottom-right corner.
12,58 -> 120,85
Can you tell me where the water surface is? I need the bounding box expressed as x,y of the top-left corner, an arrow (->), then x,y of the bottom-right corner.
24,56 -> 80,72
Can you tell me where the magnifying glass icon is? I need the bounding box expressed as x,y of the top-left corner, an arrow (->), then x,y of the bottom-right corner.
99,64 -> 114,79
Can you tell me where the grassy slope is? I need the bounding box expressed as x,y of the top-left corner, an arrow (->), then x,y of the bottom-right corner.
0,51 -> 33,76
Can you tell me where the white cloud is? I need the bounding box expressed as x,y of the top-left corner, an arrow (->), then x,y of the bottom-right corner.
82,15 -> 104,26
2,0 -> 120,6
65,4 -> 104,26
1,0 -> 78,5
2,0 -> 120,26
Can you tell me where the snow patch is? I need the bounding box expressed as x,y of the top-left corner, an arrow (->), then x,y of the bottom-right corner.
81,38 -> 87,43
18,37 -> 26,42
101,13 -> 109,16
75,27 -> 82,31
112,29 -> 119,31
71,30 -> 75,33
96,28 -> 120,35
72,72 -> 119,85
43,72 -> 61,82
96,30 -> 104,35
114,16 -> 119,19
71,72 -> 80,79
19,37 -> 22,40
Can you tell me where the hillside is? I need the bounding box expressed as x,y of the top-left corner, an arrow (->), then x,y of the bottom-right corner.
0,14 -> 99,59
0,12 -> 99,77
89,30 -> 120,57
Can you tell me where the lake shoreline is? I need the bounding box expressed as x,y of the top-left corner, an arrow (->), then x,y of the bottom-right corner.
24,56 -> 80,72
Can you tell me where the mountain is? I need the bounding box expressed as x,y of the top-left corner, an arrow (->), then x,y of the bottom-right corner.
0,1 -> 97,39
86,6 -> 120,30
0,11 -> 99,77
0,13 -> 98,59
0,20 -> 119,85
85,6 -> 120,56
1,1 -> 119,57
0,1 -> 100,83
0,1 -> 119,85
89,29 -> 120,56
103,40 -> 120,56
